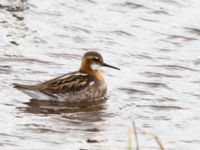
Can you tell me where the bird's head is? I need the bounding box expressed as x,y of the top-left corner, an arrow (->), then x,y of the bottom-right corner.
81,51 -> 120,72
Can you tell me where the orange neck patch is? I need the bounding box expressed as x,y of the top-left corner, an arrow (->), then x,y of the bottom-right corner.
80,58 -> 104,80
90,70 -> 104,80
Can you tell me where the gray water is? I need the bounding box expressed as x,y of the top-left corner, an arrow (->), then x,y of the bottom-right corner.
0,0 -> 200,149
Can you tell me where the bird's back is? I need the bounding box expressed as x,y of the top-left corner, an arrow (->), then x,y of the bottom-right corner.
14,71 -> 107,102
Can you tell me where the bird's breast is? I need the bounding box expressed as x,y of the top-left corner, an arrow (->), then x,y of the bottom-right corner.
90,70 -> 104,81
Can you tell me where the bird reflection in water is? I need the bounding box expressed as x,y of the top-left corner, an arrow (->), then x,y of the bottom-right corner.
21,99 -> 107,122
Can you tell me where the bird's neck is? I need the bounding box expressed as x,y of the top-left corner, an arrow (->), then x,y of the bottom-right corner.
80,62 -> 104,80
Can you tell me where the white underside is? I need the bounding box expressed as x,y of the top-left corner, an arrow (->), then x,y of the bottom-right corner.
19,89 -> 64,101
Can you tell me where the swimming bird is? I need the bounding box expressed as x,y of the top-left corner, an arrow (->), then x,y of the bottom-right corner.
14,51 -> 120,103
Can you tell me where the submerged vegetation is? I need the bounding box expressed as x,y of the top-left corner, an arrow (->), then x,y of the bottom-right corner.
128,121 -> 164,150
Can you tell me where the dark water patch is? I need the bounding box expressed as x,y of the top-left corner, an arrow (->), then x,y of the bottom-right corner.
54,34 -> 70,39
33,37 -> 47,44
2,103 -> 15,107
185,27 -> 200,36
18,124 -> 72,137
186,93 -> 200,99
0,65 -> 11,74
61,112 -> 105,122
118,100 -> 136,110
0,56 -> 61,66
63,25 -> 91,34
157,48 -> 176,52
12,14 -> 24,21
134,81 -> 170,89
141,71 -> 182,78
157,32 -> 199,42
98,39 -> 119,46
142,123 -> 151,128
159,0 -> 183,6
153,116 -> 171,120
191,80 -> 200,83
181,140 -> 200,144
30,10 -> 62,17
28,126 -> 66,134
48,53 -> 81,60
130,53 -> 153,60
107,8 -> 128,14
80,0 -> 97,4
120,2 -> 145,9
10,41 -> 19,46
110,30 -> 133,37
136,104 -> 184,110
193,59 -> 200,65
18,123 -> 69,135
151,9 -> 171,16
28,70 -> 48,74
157,97 -> 178,102
87,139 -> 100,143
118,87 -> 153,95
167,34 -> 197,41
159,39 -> 186,46
152,65 -> 198,72
0,133 -> 28,141
0,20 -> 7,24
139,17 -> 160,23
156,57 -> 172,60
0,141 -> 17,147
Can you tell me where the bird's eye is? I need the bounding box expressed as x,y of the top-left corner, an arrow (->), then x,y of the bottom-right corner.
93,57 -> 99,61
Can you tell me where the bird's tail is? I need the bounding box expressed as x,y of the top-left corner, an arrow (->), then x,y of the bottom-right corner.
13,83 -> 37,90
13,83 -> 46,99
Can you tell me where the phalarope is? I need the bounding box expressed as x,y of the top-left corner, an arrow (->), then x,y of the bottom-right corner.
14,51 -> 120,103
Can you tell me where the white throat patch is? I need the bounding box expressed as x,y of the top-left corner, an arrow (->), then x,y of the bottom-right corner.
91,64 -> 100,71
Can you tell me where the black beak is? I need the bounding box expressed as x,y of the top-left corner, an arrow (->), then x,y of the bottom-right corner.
102,63 -> 120,70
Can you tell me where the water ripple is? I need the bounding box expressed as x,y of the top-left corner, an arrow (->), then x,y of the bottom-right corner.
141,71 -> 182,78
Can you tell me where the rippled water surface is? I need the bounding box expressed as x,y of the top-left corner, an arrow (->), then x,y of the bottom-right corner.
1,0 -> 200,149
